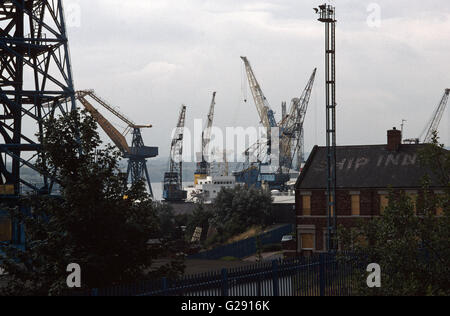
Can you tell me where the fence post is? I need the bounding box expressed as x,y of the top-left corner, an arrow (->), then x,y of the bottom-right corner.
319,254 -> 326,297
162,277 -> 168,296
221,269 -> 229,296
257,272 -> 262,296
272,260 -> 279,296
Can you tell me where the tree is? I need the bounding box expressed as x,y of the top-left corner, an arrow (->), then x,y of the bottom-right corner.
186,203 -> 214,243
0,110 -> 183,296
339,134 -> 450,296
211,185 -> 273,243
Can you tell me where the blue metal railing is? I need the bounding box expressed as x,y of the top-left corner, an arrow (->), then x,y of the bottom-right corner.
188,224 -> 294,260
71,253 -> 363,297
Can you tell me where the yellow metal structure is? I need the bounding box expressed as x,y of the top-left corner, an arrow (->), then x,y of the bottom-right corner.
0,185 -> 14,195
77,94 -> 131,154
194,174 -> 208,185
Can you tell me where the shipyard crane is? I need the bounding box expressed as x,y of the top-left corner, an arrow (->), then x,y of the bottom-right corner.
238,57 -> 317,189
163,105 -> 187,202
279,68 -> 317,170
76,90 -> 158,198
404,89 -> 450,144
240,56 -> 278,171
241,56 -> 277,130
194,92 -> 217,185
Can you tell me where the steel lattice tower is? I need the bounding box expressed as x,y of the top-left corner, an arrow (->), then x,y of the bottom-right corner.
316,4 -> 338,252
0,0 -> 76,196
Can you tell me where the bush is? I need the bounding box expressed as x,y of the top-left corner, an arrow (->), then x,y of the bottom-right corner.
211,186 -> 273,243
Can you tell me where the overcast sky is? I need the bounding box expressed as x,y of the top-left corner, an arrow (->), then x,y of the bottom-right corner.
66,0 -> 450,158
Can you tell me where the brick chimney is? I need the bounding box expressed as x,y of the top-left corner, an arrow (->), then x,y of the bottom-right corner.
387,127 -> 402,151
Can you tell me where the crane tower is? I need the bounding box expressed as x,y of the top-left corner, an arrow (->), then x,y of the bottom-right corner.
77,91 -> 158,198
194,92 -> 217,185
163,105 -> 187,202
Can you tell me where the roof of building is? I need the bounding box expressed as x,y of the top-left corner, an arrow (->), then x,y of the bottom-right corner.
296,144 -> 447,190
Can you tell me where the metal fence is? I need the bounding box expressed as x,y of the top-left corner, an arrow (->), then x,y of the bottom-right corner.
73,253 -> 362,297
188,224 -> 294,260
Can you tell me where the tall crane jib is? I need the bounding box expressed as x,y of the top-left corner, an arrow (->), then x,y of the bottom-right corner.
163,105 -> 188,202
76,91 -> 158,198
241,57 -> 277,134
404,89 -> 450,144
422,89 -> 449,144
240,56 -> 280,175
194,92 -> 217,185
279,68 -> 317,171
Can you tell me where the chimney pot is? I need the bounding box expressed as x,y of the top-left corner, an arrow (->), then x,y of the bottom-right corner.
387,128 -> 402,151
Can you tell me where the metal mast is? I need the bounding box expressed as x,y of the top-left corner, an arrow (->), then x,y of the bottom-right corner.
315,4 -> 337,252
0,0 -> 76,196
163,105 -> 187,202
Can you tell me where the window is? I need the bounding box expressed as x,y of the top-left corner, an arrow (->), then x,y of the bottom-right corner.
0,216 -> 11,242
302,195 -> 311,216
380,195 -> 389,215
301,234 -> 315,250
351,195 -> 360,216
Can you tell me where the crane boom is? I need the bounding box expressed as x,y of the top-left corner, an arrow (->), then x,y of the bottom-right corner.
163,104 -> 187,202
194,92 -> 217,184
77,95 -> 131,154
281,68 -> 317,135
202,92 -> 217,160
295,68 -> 317,167
170,105 -> 187,177
279,68 -> 317,170
241,57 -> 277,129
422,89 -> 450,143
79,90 -> 152,129
163,105 -> 188,201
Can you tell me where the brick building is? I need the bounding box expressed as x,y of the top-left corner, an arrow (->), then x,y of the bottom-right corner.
295,128 -> 446,254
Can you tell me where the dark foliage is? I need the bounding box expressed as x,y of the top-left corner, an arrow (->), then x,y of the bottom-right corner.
0,111 -> 184,296
211,185 -> 274,243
